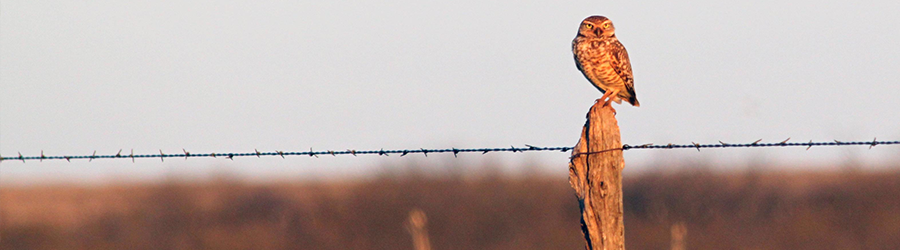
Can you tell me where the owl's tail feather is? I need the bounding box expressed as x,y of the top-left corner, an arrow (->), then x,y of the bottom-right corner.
626,87 -> 640,107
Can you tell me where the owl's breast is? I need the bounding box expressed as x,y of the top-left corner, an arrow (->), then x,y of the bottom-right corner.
574,43 -> 609,71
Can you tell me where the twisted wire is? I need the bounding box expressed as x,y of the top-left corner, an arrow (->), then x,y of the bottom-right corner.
1,139 -> 897,162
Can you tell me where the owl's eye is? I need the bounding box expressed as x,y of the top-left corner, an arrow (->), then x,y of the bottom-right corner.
585,23 -> 593,29
603,23 -> 610,29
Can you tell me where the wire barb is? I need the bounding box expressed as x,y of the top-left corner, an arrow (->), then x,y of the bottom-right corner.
779,138 -> 791,145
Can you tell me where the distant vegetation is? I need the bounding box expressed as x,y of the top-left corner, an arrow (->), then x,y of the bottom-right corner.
2,166 -> 899,250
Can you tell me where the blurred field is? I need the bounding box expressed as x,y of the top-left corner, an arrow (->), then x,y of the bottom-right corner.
2,166 -> 900,250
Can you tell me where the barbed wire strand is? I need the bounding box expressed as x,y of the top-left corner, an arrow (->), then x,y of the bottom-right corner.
1,138 -> 897,163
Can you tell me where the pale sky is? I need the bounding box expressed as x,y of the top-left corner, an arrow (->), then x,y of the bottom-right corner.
2,1 -> 899,184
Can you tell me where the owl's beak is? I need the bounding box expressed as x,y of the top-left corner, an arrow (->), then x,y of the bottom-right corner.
594,28 -> 602,37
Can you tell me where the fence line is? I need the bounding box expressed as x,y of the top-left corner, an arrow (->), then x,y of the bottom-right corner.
1,138 -> 897,163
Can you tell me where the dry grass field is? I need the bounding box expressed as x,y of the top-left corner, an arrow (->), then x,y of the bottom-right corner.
2,166 -> 900,250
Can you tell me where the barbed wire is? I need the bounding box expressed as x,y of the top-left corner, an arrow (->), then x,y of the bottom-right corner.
572,138 -> 897,158
1,138 -> 897,163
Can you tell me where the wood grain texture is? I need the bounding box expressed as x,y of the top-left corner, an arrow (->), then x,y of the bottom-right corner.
569,102 -> 625,250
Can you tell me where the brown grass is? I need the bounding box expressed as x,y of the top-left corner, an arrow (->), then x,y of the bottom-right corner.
2,167 -> 900,250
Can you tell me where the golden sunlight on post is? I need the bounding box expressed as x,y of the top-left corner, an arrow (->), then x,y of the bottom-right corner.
568,102 -> 625,250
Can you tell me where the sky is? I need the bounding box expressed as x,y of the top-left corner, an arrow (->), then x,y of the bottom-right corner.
2,1 -> 899,184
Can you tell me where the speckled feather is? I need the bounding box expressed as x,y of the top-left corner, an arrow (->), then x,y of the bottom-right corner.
572,16 -> 639,107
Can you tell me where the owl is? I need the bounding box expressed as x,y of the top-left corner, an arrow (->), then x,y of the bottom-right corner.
572,16 -> 639,109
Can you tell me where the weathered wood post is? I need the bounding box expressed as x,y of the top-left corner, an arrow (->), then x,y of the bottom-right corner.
569,102 -> 625,250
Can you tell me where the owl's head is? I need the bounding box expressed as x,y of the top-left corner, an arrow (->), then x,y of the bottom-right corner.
578,16 -> 615,38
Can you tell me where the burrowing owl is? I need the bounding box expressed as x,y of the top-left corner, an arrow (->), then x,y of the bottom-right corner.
572,16 -> 639,109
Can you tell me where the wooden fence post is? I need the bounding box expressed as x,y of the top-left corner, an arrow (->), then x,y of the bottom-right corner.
569,102 -> 626,250
405,208 -> 432,250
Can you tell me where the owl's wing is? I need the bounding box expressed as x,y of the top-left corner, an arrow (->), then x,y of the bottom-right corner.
609,41 -> 633,88
572,40 -> 585,73
609,40 -> 639,106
